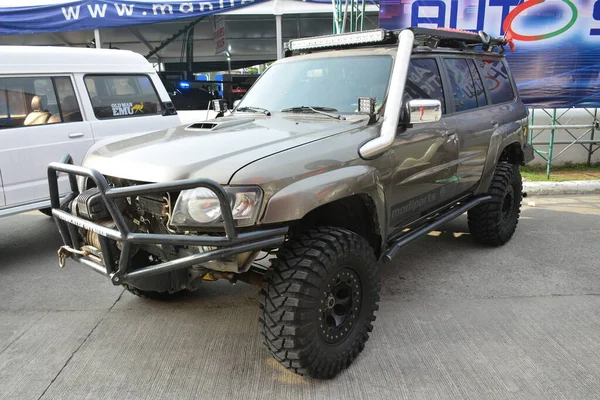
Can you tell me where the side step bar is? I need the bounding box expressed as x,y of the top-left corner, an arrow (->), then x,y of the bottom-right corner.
383,195 -> 492,263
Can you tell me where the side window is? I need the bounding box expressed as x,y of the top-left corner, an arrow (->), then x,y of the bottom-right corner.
404,58 -> 446,114
84,75 -> 162,119
443,58 -> 478,112
0,77 -> 59,129
477,59 -> 515,104
467,60 -> 487,107
54,77 -> 83,123
34,79 -> 59,115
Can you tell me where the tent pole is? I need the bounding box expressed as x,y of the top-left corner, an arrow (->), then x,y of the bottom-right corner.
145,17 -> 204,59
275,15 -> 283,59
94,29 -> 102,49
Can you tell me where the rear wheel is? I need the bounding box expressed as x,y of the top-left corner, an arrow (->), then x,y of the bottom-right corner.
468,162 -> 522,246
260,227 -> 380,379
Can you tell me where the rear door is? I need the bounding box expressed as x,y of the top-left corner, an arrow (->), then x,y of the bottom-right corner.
388,57 -> 460,231
0,171 -> 5,207
0,75 -> 93,207
440,57 -> 494,193
78,74 -> 179,141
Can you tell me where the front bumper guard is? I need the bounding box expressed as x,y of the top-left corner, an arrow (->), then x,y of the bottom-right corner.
47,155 -> 288,286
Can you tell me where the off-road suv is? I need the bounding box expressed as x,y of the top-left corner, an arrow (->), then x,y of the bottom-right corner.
48,27 -> 534,379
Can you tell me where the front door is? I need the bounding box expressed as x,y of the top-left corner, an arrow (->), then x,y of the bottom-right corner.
0,75 -> 93,207
388,57 -> 460,233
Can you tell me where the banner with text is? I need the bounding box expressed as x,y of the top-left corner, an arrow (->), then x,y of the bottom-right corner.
0,0 -> 266,35
380,0 -> 600,107
213,15 -> 227,54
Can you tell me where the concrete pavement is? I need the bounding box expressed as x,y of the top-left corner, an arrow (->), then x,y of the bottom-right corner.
1,195 -> 600,399
524,180 -> 600,196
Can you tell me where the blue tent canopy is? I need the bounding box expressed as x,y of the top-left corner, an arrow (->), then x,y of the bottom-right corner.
0,0 -> 269,35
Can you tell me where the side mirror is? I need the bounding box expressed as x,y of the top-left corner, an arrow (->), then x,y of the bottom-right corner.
211,99 -> 228,118
405,99 -> 442,124
232,99 -> 241,109
212,99 -> 228,112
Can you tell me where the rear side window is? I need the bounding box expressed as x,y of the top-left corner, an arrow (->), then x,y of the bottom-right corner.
84,75 -> 162,119
467,60 -> 487,107
443,58 -> 478,112
0,76 -> 82,129
404,58 -> 446,114
477,59 -> 515,104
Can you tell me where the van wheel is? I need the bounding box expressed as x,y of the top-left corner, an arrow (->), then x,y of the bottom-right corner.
39,208 -> 53,217
260,227 -> 380,379
468,162 -> 522,246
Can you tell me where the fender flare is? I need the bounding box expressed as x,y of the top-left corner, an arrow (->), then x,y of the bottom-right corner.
475,122 -> 524,194
261,165 -> 387,238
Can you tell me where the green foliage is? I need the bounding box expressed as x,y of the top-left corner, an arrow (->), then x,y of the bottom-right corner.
521,163 -> 600,181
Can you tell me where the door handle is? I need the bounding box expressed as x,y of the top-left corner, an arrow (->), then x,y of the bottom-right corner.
442,129 -> 456,138
68,132 -> 84,139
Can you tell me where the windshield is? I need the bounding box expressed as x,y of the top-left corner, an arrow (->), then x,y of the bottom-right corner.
237,55 -> 393,114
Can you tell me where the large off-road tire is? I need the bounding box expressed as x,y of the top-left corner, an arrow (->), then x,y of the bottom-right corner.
468,162 -> 522,246
260,227 -> 380,379
123,283 -> 187,301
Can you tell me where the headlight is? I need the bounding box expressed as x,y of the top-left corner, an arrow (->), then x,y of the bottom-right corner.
171,186 -> 262,227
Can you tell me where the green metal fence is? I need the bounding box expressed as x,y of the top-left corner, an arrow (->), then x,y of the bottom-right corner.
529,108 -> 600,179
332,0 -> 367,34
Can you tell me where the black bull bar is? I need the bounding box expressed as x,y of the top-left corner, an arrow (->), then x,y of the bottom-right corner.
47,156 -> 288,286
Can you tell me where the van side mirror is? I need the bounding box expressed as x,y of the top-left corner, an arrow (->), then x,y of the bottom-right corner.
405,99 -> 441,124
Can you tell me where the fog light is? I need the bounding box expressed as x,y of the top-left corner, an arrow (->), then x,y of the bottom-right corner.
358,97 -> 376,114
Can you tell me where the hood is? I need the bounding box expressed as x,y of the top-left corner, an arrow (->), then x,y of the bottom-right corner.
84,114 -> 368,183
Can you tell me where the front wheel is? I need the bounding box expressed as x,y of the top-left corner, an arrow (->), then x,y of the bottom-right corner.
468,162 -> 522,246
123,283 -> 187,301
260,227 -> 380,379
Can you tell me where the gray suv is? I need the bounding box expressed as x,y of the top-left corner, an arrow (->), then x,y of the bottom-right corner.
48,27 -> 534,379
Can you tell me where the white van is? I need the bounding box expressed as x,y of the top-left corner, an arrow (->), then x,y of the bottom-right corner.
0,46 -> 183,218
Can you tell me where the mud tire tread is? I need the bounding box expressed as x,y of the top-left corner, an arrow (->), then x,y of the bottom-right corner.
468,162 -> 522,246
259,227 -> 380,379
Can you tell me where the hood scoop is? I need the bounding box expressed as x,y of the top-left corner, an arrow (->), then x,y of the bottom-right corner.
188,122 -> 217,130
186,117 -> 255,131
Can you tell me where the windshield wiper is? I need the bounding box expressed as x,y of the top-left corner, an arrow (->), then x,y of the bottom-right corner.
280,106 -> 345,120
235,106 -> 271,116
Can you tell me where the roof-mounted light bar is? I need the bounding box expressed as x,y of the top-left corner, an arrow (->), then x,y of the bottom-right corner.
287,29 -> 390,52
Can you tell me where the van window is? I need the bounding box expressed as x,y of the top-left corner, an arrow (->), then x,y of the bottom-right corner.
443,58 -> 478,112
84,75 -> 162,119
0,76 -> 80,129
53,77 -> 83,123
477,59 -> 515,104
404,58 -> 446,114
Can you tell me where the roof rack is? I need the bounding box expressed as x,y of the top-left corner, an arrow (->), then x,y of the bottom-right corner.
408,27 -> 507,52
285,27 -> 507,56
